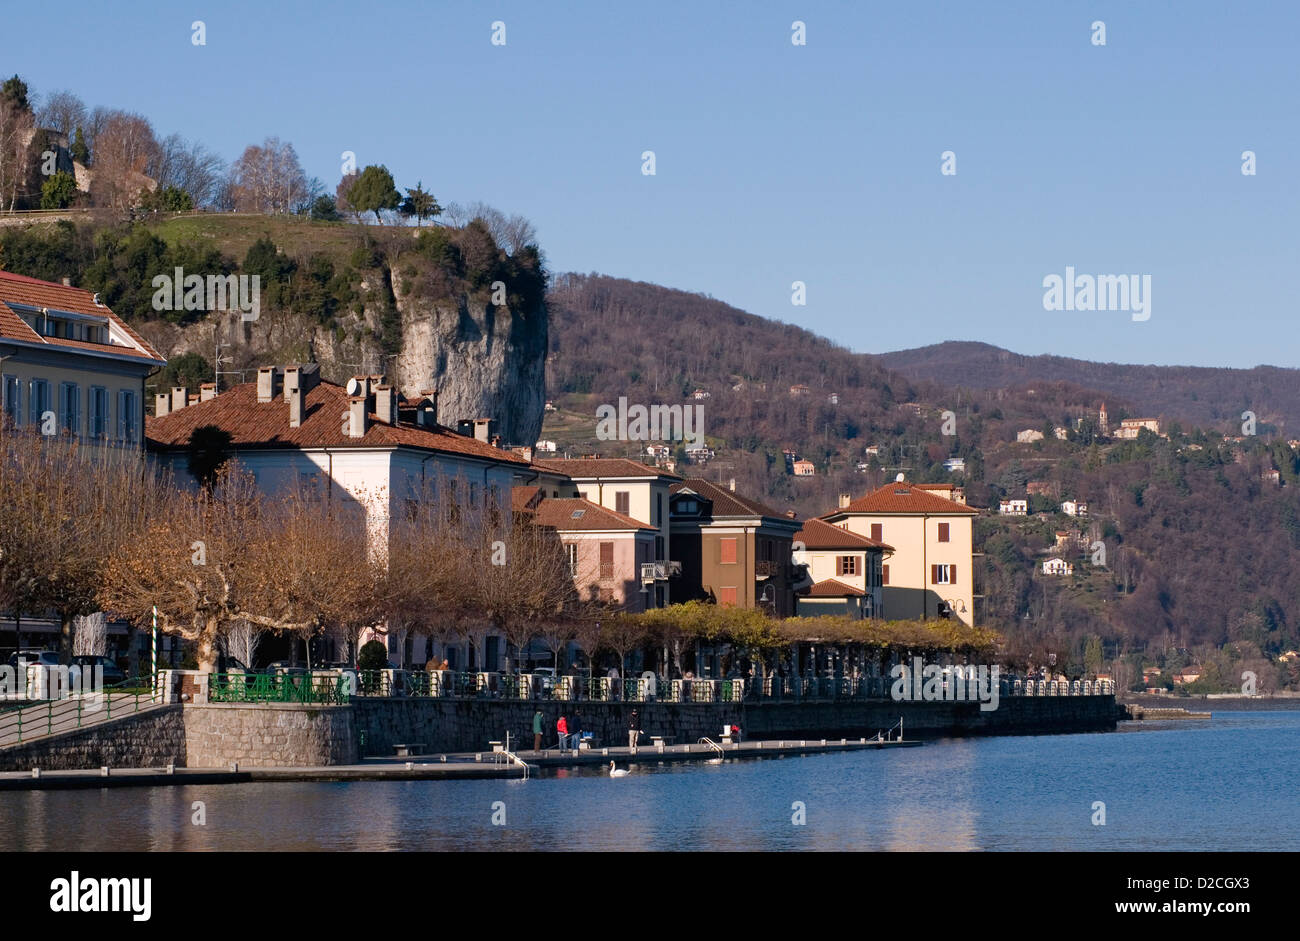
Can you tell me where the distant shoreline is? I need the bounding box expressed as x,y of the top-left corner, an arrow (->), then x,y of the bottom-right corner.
1121,694 -> 1300,712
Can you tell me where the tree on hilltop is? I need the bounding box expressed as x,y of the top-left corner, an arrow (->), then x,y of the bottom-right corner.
399,180 -> 442,226
347,164 -> 401,224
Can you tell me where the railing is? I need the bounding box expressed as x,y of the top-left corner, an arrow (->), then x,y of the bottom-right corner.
208,671 -> 350,704
158,668 -> 1119,708
0,675 -> 164,747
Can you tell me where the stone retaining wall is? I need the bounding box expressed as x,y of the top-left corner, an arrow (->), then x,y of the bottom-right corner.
0,706 -> 186,771
182,703 -> 356,768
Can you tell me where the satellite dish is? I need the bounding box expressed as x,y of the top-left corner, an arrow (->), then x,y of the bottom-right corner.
895,473 -> 905,482
346,377 -> 362,396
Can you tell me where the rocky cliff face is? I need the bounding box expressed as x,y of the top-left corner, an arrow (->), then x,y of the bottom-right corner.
144,265 -> 547,447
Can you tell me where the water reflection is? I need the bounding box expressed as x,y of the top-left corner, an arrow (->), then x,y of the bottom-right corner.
2,713 -> 1297,852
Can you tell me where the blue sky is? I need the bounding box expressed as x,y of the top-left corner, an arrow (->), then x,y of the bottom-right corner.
7,1 -> 1297,368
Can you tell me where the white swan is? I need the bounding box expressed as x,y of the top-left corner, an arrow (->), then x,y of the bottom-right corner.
608,760 -> 630,777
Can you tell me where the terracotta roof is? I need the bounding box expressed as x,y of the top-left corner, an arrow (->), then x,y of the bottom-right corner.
146,380 -> 527,464
805,578 -> 866,598
530,497 -> 653,532
795,517 -> 892,551
0,270 -> 164,363
824,482 -> 978,516
534,457 -> 680,480
670,478 -> 788,521
511,485 -> 544,513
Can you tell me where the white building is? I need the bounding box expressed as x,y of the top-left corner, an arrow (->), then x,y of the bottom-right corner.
1041,557 -> 1074,576
1060,500 -> 1088,517
999,499 -> 1028,515
1016,429 -> 1045,443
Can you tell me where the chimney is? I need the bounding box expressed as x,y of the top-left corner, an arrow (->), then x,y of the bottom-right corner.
728,477 -> 736,492
285,363 -> 320,396
374,385 -> 396,425
839,493 -> 851,509
417,389 -> 438,426
61,277 -> 71,287
346,396 -> 369,438
155,393 -> 171,418
474,418 -> 493,443
257,366 -> 279,403
287,384 -> 305,428
171,387 -> 188,412
200,383 -> 217,402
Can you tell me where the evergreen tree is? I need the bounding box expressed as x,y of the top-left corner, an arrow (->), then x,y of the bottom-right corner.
346,165 -> 401,224
400,180 -> 442,226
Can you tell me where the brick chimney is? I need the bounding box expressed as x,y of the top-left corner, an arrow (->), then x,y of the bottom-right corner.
287,384 -> 305,428
728,477 -> 736,492
171,387 -> 188,412
284,363 -> 320,397
257,366 -> 279,403
155,393 -> 171,418
346,396 -> 369,438
200,383 -> 217,402
838,493 -> 851,509
374,385 -> 396,425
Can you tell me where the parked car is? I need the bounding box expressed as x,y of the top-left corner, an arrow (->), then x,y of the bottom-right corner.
6,650 -> 60,669
72,655 -> 126,685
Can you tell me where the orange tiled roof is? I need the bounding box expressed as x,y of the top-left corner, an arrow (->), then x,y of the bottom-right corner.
805,578 -> 866,598
534,457 -> 681,480
795,517 -> 892,551
146,380 -> 528,463
0,270 -> 164,363
824,482 -> 978,516
531,497 -> 653,532
511,485 -> 544,513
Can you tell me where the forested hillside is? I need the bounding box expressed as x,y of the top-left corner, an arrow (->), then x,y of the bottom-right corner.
545,275 -> 1300,690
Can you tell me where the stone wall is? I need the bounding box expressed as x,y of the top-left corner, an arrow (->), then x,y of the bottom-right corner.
182,704 -> 356,768
0,705 -> 186,772
351,699 -> 743,755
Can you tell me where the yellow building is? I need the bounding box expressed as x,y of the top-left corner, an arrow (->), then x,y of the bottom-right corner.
819,478 -> 979,625
1,271 -> 164,449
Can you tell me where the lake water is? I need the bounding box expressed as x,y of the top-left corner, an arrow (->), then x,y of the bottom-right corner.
3,711 -> 1296,851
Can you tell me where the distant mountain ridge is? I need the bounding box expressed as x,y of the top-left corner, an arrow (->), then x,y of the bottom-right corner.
874,341 -> 1299,432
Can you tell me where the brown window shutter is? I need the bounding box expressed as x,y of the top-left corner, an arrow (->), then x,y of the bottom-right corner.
938,522 -> 949,542
599,541 -> 614,579
871,523 -> 882,542
882,565 -> 889,585
615,491 -> 630,516
931,564 -> 939,584
951,564 -> 957,584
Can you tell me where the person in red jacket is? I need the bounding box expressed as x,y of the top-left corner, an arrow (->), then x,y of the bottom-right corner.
557,714 -> 569,750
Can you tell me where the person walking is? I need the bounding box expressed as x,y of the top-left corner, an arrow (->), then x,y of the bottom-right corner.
627,709 -> 641,752
557,714 -> 569,750
572,708 -> 583,750
532,708 -> 544,751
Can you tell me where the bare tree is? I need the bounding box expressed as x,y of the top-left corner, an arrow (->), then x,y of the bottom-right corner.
72,612 -> 107,657
34,90 -> 87,139
227,137 -> 307,213
154,133 -> 225,206
0,93 -> 33,211
89,111 -> 160,208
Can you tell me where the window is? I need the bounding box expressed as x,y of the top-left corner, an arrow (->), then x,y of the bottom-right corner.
938,522 -> 950,543
837,555 -> 859,577
882,564 -> 890,585
2,375 -> 20,427
719,586 -> 738,606
931,564 -> 957,585
719,537 -> 737,565
58,382 -> 79,435
870,523 -> 883,542
654,535 -> 664,561
117,390 -> 138,443
677,498 -> 698,514
599,542 -> 614,579
615,491 -> 630,516
89,386 -> 109,439
566,543 -> 578,577
29,379 -> 50,428
655,493 -> 663,527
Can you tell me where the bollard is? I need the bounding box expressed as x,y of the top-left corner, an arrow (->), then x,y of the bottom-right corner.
166,763 -> 175,775
230,761 -> 239,773
100,766 -> 109,777
406,761 -> 414,770
31,768 -> 40,779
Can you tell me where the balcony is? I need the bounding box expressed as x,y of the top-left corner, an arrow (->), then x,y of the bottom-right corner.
640,560 -> 682,583
754,560 -> 784,580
